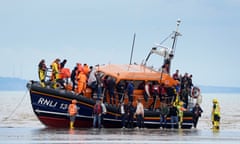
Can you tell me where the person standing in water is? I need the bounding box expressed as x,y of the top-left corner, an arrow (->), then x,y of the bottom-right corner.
192,103 -> 203,128
93,99 -> 102,129
159,103 -> 169,129
212,98 -> 220,130
68,99 -> 78,129
135,98 -> 144,128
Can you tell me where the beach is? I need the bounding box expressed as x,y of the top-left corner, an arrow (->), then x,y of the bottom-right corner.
0,91 -> 240,143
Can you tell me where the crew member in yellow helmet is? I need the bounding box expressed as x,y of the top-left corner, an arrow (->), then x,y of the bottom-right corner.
177,101 -> 186,128
211,98 -> 220,130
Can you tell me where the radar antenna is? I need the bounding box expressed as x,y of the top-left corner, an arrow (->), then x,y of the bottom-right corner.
143,19 -> 182,74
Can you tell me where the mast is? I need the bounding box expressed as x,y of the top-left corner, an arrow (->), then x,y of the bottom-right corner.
154,20 -> 181,109
167,19 -> 181,73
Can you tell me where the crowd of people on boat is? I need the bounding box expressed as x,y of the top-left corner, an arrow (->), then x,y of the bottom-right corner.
38,58 -> 205,129
172,69 -> 194,108
38,58 -> 144,105
38,59 -> 197,105
38,58 -> 96,94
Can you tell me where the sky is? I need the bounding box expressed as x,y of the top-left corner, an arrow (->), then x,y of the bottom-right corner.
0,0 -> 239,87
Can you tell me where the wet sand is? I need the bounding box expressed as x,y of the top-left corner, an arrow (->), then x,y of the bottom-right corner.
0,91 -> 240,143
0,127 -> 240,143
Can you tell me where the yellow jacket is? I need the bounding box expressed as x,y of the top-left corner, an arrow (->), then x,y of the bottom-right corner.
52,62 -> 60,79
212,103 -> 220,121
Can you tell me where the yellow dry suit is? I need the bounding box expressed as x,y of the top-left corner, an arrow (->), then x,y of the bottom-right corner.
38,60 -> 47,87
51,59 -> 60,88
211,98 -> 220,129
176,101 -> 186,128
39,70 -> 45,87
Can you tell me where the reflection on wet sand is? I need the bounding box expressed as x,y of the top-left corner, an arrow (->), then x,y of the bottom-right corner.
0,127 -> 239,143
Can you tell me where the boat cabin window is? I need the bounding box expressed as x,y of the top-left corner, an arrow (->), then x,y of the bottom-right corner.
116,80 -> 159,90
101,75 -> 116,86
99,73 -> 160,91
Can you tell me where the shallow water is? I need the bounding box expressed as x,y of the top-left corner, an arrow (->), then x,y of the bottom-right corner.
1,127 -> 240,143
0,91 -> 240,143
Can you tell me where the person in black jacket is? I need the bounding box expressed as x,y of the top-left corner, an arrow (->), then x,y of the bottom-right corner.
126,101 -> 135,128
119,101 -> 127,128
70,66 -> 78,91
192,103 -> 203,128
116,81 -> 126,103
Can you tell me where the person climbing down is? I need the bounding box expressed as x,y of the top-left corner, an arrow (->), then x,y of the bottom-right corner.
192,103 -> 203,128
68,99 -> 78,129
211,98 -> 220,130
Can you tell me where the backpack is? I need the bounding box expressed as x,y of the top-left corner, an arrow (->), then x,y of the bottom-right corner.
94,103 -> 102,115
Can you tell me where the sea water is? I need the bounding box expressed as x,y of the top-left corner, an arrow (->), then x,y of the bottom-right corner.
0,91 -> 240,143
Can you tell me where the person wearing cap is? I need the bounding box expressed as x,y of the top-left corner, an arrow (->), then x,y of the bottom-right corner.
68,99 -> 78,129
211,98 -> 220,130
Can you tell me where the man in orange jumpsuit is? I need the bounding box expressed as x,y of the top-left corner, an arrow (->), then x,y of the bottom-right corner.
77,71 -> 87,95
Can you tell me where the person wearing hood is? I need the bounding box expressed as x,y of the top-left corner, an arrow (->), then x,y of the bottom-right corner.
212,98 -> 220,130
38,59 -> 47,87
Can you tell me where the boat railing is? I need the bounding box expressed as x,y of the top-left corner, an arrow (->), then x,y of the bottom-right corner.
44,67 -> 53,80
38,72 -> 179,111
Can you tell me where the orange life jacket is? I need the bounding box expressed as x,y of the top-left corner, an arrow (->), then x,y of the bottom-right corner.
83,64 -> 89,75
68,104 -> 77,116
60,68 -> 71,79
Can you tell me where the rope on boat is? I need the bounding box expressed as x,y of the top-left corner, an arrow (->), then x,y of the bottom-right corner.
1,90 -> 28,122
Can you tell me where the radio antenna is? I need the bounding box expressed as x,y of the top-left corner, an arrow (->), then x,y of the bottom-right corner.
129,33 -> 136,65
